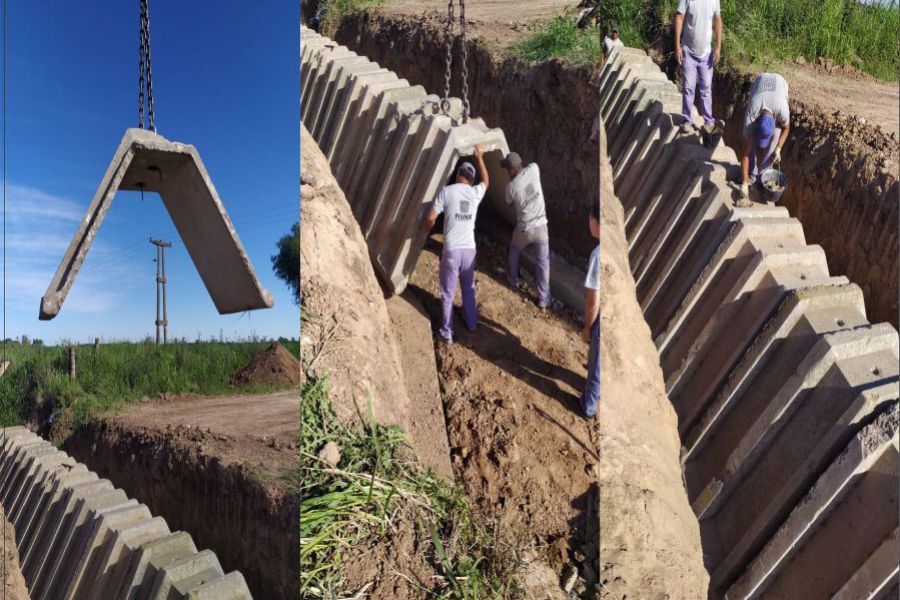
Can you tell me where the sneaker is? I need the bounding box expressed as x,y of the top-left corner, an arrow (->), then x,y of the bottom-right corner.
438,333 -> 453,345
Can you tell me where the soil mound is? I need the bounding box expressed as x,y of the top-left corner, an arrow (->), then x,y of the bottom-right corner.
232,343 -> 303,386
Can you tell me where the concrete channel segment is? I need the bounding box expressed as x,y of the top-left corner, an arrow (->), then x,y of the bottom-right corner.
0,427 -> 254,599
598,46 -> 900,598
301,26 -> 520,296
40,128 -> 274,321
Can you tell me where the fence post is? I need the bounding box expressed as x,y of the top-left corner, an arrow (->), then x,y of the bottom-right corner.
68,346 -> 77,381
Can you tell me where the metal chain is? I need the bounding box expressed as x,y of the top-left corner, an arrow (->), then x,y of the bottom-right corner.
441,0 -> 454,114
139,0 -> 156,132
459,0 -> 469,121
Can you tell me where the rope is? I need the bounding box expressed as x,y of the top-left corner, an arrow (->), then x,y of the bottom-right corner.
138,0 -> 156,132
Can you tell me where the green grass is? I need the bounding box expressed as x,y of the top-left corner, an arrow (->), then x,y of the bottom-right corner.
319,0 -> 388,32
299,376 -> 522,599
599,0 -> 899,81
510,12 -> 602,65
0,340 -> 299,438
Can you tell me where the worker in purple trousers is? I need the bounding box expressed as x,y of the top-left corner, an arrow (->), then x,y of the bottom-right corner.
739,72 -> 791,203
675,0 -> 722,134
423,145 -> 490,344
581,200 -> 601,418
502,152 -> 551,309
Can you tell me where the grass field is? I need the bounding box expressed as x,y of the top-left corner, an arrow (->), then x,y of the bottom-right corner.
0,339 -> 300,437
509,12 -> 602,65
299,377 -> 522,599
600,0 -> 899,80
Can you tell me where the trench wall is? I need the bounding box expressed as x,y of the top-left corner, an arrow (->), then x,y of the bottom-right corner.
64,422 -> 296,600
331,15 -> 600,265
0,426 -> 255,599
598,46 -> 899,598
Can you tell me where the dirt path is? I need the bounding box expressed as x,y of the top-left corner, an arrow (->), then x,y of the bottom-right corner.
380,0 -> 574,46
777,60 -> 899,138
112,390 -> 299,480
407,229 -> 600,581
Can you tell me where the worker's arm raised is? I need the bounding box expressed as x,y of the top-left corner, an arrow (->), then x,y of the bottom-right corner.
474,145 -> 489,190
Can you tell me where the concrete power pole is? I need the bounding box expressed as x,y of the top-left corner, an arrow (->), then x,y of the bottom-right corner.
150,238 -> 172,344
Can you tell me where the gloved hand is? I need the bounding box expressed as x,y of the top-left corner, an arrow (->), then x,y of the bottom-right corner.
774,146 -> 782,166
740,183 -> 749,199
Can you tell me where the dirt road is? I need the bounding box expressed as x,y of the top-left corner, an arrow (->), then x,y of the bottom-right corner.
407,228 -> 600,579
380,0 -> 575,45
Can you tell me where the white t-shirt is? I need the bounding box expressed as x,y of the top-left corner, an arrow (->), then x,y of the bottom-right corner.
604,36 -> 624,54
676,0 -> 720,57
505,163 -> 548,232
433,182 -> 487,251
585,245 -> 600,290
742,73 -> 790,137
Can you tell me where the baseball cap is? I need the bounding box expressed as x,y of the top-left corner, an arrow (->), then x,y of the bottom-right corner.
500,152 -> 522,169
611,23 -> 620,32
457,162 -> 476,181
755,113 -> 776,147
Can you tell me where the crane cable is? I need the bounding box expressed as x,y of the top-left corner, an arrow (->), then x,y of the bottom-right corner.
138,0 -> 156,132
440,0 -> 470,122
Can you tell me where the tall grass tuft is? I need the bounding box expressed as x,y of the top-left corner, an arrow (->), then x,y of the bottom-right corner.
299,376 -> 521,599
511,13 -> 602,65
599,0 -> 899,80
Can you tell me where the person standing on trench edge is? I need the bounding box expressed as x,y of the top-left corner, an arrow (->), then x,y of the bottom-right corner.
581,201 -> 601,418
503,152 -> 551,309
423,145 -> 490,344
739,72 -> 790,204
675,0 -> 723,135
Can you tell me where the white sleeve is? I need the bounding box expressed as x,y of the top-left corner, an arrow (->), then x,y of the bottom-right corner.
472,182 -> 487,203
505,183 -> 514,205
676,0 -> 687,14
713,0 -> 721,15
433,188 -> 446,214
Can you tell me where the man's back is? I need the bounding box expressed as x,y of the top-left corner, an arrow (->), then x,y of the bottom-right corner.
435,182 -> 487,250
743,73 -> 789,136
505,163 -> 548,231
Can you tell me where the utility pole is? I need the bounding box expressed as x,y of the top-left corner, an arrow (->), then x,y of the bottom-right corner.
150,238 -> 172,344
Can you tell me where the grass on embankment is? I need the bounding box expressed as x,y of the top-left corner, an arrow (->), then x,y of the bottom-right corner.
600,0 -> 899,81
299,376 -> 522,599
318,0 -> 388,32
509,12 -> 602,66
0,340 -> 300,437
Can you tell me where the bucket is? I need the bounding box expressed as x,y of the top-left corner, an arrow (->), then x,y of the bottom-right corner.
760,168 -> 787,203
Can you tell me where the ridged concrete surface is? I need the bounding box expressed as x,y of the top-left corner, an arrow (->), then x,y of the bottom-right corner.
300,26 -> 515,296
598,46 -> 900,599
0,427 -> 253,599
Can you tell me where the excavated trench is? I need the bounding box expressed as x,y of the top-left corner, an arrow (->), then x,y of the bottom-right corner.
597,47 -> 898,598
303,12 -> 899,598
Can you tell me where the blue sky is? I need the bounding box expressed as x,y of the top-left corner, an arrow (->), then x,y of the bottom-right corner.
5,2 -> 299,344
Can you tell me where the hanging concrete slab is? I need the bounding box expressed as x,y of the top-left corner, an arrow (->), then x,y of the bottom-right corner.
40,128 -> 274,320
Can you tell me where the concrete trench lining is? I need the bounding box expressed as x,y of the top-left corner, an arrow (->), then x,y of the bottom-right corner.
301,27 -> 589,310
39,127 -> 273,321
0,427 -> 253,599
599,46 -> 900,598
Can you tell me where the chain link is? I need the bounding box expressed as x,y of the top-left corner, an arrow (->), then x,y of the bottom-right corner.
139,0 -> 156,132
459,0 -> 469,122
441,0 -> 454,114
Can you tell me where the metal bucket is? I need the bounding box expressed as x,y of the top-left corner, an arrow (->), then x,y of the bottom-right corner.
760,168 -> 787,203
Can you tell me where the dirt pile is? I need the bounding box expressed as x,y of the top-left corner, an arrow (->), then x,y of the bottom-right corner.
596,118 -> 709,598
0,507 -> 29,600
231,342 -> 302,386
300,124 -> 412,429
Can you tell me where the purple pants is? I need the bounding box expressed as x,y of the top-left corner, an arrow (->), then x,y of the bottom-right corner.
439,248 -> 477,340
681,49 -> 714,125
582,316 -> 600,417
748,127 -> 781,183
508,227 -> 551,306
